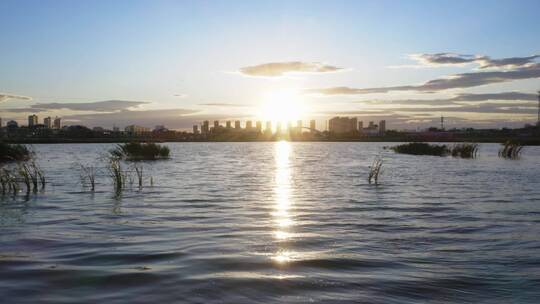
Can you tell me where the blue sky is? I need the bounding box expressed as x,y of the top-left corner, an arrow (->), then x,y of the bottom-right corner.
1,0 -> 539,129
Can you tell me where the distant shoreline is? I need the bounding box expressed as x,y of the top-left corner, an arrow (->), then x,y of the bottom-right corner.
3,137 -> 540,145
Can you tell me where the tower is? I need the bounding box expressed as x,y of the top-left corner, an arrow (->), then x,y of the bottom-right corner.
440,115 -> 444,131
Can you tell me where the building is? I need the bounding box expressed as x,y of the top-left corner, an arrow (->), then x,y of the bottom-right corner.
193,125 -> 199,134
234,120 -> 241,129
276,122 -> 282,134
125,125 -> 150,134
265,121 -> 272,133
202,120 -> 209,134
256,121 -> 262,133
246,121 -> 252,130
113,125 -> 120,132
28,114 -> 38,127
358,121 -> 364,133
214,120 -> 219,129
329,117 -> 358,134
368,121 -> 375,128
44,117 -> 52,128
379,120 -> 386,135
53,117 -> 61,129
226,121 -> 232,128
310,120 -> 316,131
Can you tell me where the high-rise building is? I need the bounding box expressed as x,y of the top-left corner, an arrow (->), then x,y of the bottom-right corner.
265,121 -> 272,133
44,117 -> 52,128
193,125 -> 199,134
358,121 -> 364,132
246,120 -> 252,130
379,120 -> 386,135
28,114 -> 38,127
368,121 -> 375,129
202,120 -> 209,134
276,122 -> 282,134
309,120 -> 316,131
256,121 -> 262,132
350,117 -> 358,132
125,125 -> 150,134
234,120 -> 241,129
53,117 -> 61,129
7,120 -> 18,128
226,121 -> 232,128
214,120 -> 219,128
328,117 -> 358,134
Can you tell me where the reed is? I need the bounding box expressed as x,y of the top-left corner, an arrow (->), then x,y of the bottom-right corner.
391,142 -> 449,156
134,164 -> 143,189
110,142 -> 170,161
108,159 -> 124,193
450,143 -> 479,159
368,157 -> 383,185
78,164 -> 96,191
499,141 -> 523,159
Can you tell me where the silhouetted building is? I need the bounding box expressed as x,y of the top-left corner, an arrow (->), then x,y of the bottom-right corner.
265,121 -> 272,133
368,121 -> 375,128
53,117 -> 61,129
28,114 -> 38,127
234,120 -> 241,129
44,117 -> 52,128
358,121 -> 364,133
193,125 -> 199,134
246,120 -> 252,130
214,120 -> 219,128
226,121 -> 232,128
379,120 -> 386,135
310,120 -> 316,132
202,120 -> 209,134
329,117 -> 357,134
125,125 -> 150,134
276,122 -> 282,134
256,121 -> 262,133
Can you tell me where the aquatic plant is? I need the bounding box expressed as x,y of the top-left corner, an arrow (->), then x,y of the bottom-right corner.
17,161 -> 45,192
450,143 -> 479,159
134,164 -> 143,189
0,143 -> 31,162
78,164 -> 96,191
110,142 -> 170,161
0,168 -> 19,195
499,141 -> 523,159
108,159 -> 125,193
368,157 -> 383,185
391,142 -> 449,156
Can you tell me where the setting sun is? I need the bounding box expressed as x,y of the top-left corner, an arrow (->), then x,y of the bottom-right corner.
257,90 -> 307,127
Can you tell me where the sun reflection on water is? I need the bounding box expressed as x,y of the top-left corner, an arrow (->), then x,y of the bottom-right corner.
272,141 -> 296,264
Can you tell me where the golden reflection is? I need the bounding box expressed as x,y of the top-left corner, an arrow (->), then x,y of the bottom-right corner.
272,140 -> 296,265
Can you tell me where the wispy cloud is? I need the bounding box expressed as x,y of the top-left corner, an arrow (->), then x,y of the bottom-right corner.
307,63 -> 540,95
30,100 -> 149,112
0,93 -> 32,102
239,61 -> 343,77
198,103 -> 251,107
393,53 -> 540,70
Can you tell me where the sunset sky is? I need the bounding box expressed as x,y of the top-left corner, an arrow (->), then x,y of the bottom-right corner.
1,0 -> 540,130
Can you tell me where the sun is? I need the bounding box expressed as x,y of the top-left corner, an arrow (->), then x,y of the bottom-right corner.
257,89 -> 307,126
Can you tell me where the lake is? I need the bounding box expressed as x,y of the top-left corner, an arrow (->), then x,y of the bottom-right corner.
0,142 -> 539,303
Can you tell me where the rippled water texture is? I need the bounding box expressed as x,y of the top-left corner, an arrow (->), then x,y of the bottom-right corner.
0,142 -> 539,303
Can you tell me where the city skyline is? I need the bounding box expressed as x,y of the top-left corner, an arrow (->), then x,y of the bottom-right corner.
1,0 -> 540,130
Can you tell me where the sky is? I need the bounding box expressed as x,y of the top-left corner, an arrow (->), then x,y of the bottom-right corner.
1,0 -> 540,130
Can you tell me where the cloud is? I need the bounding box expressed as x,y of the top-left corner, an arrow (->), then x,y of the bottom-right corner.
198,103 -> 251,107
239,61 -> 343,77
62,108 -> 242,129
400,53 -> 539,70
30,100 -> 149,112
362,91 -> 538,105
307,63 -> 540,95
0,93 -> 32,102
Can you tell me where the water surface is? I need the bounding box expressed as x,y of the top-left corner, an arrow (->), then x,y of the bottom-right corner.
0,142 -> 539,303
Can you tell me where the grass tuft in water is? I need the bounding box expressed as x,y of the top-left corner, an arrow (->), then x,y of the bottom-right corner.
108,159 -> 125,193
110,142 -> 170,161
368,157 -> 383,185
0,143 -> 32,163
391,142 -> 449,156
499,141 -> 523,159
78,164 -> 96,191
450,143 -> 479,159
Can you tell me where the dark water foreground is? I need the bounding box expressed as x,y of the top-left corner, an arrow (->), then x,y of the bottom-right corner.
0,142 -> 539,303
